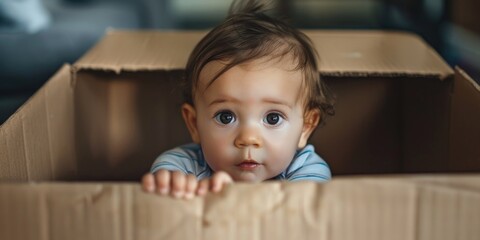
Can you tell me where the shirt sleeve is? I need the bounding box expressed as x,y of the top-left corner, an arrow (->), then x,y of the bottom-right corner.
149,144 -> 212,179
284,145 -> 332,182
150,144 -> 199,175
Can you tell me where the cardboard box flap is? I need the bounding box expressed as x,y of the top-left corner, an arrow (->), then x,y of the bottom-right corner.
74,31 -> 205,73
305,30 -> 454,79
75,30 -> 453,79
0,65 -> 76,181
449,67 -> 480,170
1,176 -> 480,240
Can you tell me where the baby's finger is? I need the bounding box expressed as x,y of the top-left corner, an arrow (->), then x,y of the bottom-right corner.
196,179 -> 209,196
211,171 -> 233,193
154,169 -> 171,195
141,173 -> 155,193
184,174 -> 198,199
171,171 -> 187,199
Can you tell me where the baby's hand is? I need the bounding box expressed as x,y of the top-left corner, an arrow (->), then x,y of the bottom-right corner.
141,170 -> 233,199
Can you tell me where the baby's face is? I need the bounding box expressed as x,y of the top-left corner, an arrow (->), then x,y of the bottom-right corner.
187,58 -> 313,182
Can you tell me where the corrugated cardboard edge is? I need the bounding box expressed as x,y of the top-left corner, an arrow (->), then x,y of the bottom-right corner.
320,71 -> 446,79
0,65 -> 77,181
1,175 -> 479,240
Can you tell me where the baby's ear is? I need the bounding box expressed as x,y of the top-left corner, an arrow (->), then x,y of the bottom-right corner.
298,109 -> 320,149
181,103 -> 200,143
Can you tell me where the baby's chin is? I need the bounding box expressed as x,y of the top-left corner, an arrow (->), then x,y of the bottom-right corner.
231,171 -> 269,183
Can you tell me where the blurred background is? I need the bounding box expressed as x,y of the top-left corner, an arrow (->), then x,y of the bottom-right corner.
1,0 -> 479,124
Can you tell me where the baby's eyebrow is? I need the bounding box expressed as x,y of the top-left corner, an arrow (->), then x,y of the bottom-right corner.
208,97 -> 293,109
208,97 -> 239,107
262,98 -> 293,109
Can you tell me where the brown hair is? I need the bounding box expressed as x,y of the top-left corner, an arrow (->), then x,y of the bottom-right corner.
184,0 -> 335,124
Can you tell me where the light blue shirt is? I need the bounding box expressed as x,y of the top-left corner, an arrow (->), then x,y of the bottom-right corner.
150,143 -> 331,182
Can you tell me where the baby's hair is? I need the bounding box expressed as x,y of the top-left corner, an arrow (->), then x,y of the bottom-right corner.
184,0 -> 335,124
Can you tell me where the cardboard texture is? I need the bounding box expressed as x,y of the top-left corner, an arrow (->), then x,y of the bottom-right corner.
0,65 -> 76,181
1,30 -> 480,239
1,176 -> 480,240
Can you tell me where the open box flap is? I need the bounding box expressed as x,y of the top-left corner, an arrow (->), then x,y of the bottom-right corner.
74,30 -> 453,79
0,65 -> 76,181
306,30 -> 453,79
449,67 -> 480,171
74,31 -> 204,73
1,176 -> 480,240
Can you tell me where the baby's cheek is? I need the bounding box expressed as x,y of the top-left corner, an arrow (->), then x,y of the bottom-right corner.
265,127 -> 300,150
278,150 -> 296,166
267,128 -> 300,164
202,140 -> 236,168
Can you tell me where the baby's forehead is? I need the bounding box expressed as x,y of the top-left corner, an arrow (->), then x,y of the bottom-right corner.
197,56 -> 302,86
194,57 -> 308,105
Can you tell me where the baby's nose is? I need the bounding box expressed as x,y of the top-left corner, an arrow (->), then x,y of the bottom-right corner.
234,126 -> 262,148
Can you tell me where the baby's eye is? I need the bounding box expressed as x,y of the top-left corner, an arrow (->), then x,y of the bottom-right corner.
263,112 -> 284,126
214,111 -> 236,125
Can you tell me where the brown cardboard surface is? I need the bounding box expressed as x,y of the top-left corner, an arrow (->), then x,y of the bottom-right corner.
449,68 -> 480,171
310,77 -> 403,174
1,176 -> 480,240
75,30 -> 453,79
306,30 -> 453,79
75,31 -> 205,72
401,77 -> 452,172
0,65 -> 76,181
73,70 -> 190,180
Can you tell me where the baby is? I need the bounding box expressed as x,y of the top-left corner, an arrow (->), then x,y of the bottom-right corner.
142,0 -> 335,199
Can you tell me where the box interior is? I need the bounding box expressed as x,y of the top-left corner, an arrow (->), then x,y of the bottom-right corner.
71,70 -> 456,181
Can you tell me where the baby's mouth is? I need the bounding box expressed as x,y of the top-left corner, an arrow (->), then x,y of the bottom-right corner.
236,160 -> 261,171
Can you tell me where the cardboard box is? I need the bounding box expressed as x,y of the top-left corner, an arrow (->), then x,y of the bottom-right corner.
1,30 -> 480,239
